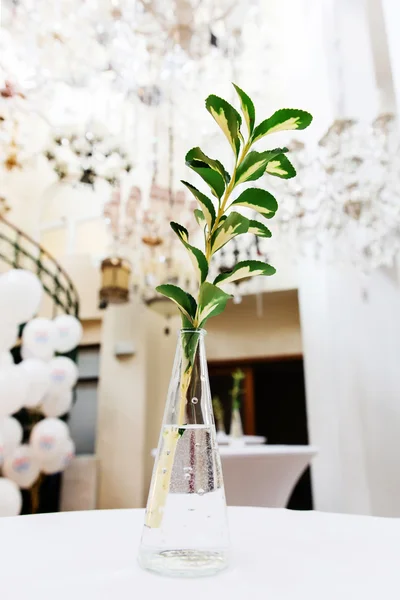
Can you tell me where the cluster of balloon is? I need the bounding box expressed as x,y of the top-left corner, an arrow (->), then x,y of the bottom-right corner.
0,269 -> 82,517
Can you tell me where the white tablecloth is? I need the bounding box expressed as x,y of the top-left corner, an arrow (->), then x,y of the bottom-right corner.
219,445 -> 317,506
216,435 -> 267,445
0,507 -> 398,599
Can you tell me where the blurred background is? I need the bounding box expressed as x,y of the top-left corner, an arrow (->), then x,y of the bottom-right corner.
0,0 -> 399,518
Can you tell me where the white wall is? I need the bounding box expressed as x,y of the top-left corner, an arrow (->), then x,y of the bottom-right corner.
207,290 -> 302,361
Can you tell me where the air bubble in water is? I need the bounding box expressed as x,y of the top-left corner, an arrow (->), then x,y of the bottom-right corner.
197,488 -> 205,496
162,468 -> 167,474
192,397 -> 198,404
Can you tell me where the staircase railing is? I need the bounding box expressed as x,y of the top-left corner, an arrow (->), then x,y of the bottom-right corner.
0,216 -> 81,514
0,216 -> 79,318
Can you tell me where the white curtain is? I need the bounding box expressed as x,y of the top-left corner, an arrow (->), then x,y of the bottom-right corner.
299,260 -> 400,517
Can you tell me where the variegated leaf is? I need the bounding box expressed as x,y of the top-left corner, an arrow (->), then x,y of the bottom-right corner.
252,108 -> 313,142
182,180 -> 216,229
197,282 -> 231,328
156,284 -> 197,324
235,148 -> 288,185
211,211 -> 249,253
231,188 -> 278,220
265,154 -> 296,179
214,260 -> 276,286
194,209 -> 206,226
205,94 -> 242,156
233,83 -> 255,134
247,220 -> 272,238
170,222 -> 209,283
170,221 -> 189,244
185,147 -> 230,183
185,156 -> 225,199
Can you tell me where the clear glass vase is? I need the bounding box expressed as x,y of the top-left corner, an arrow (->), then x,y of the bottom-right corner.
230,407 -> 244,439
138,329 -> 230,577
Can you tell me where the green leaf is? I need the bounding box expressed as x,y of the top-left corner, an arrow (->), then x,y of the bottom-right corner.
205,94 -> 242,156
181,313 -> 195,329
185,147 -> 230,183
185,155 -> 225,199
194,209 -> 206,226
233,83 -> 255,135
211,211 -> 249,253
197,282 -> 232,328
170,221 -> 189,243
156,284 -> 197,324
265,154 -> 296,179
235,148 -> 288,185
247,220 -> 272,238
252,108 -> 313,142
171,222 -> 209,283
231,188 -> 278,219
182,180 -> 216,229
214,260 -> 276,286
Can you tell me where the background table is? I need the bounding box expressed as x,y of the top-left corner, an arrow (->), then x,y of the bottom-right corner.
219,445 -> 317,507
0,507 -> 398,599
216,434 -> 267,445
152,445 -> 317,507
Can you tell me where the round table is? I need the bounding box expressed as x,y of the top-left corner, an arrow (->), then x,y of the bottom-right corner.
0,507 -> 398,598
218,445 -> 317,507
216,434 -> 267,445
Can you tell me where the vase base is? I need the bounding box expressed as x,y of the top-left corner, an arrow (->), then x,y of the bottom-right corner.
138,548 -> 229,578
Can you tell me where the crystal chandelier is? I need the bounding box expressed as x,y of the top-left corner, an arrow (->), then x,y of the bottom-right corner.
1,0 -> 249,92
266,114 -> 400,271
1,0 -> 282,309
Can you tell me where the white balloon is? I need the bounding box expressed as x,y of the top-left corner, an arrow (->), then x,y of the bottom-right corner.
0,352 -> 14,369
53,315 -> 83,353
0,478 -> 22,517
19,358 -> 51,408
40,437 -> 75,474
48,357 -> 79,393
22,318 -> 57,361
0,322 -> 19,353
0,417 -> 23,457
21,345 -> 51,362
41,389 -> 73,418
0,269 -> 43,325
3,444 -> 40,489
30,418 -> 70,460
0,366 -> 28,417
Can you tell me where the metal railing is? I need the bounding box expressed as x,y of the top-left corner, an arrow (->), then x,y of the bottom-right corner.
0,216 -> 79,318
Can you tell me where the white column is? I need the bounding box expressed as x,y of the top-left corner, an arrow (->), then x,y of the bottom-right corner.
96,299 -> 147,509
322,0 -> 379,119
380,0 -> 400,112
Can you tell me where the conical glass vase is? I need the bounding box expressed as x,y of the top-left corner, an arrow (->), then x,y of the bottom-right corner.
138,329 -> 230,577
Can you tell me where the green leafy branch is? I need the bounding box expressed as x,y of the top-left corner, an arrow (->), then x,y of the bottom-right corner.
230,368 -> 245,410
157,84 -> 313,330
212,396 -> 225,432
